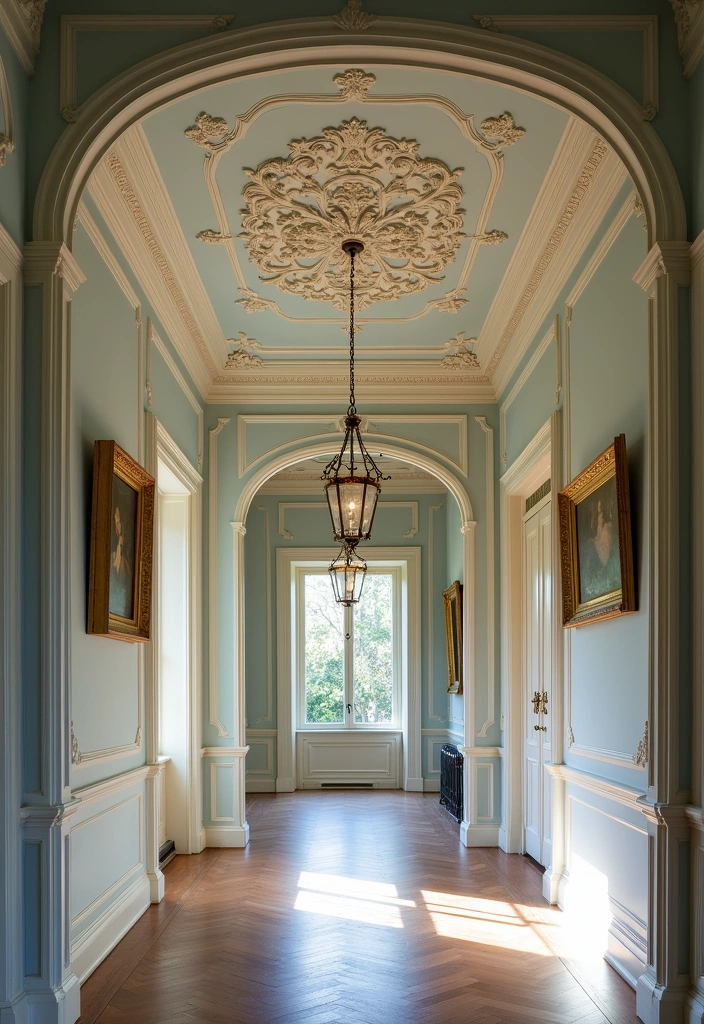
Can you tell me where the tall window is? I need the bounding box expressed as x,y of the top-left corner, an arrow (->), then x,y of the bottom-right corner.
296,567 -> 400,728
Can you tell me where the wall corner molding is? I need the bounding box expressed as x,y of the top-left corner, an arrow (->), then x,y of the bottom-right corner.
671,0 -> 704,76
0,0 -> 44,75
634,241 -> 691,292
23,241 -> 86,292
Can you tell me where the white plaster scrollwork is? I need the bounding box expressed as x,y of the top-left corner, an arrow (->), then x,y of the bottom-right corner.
196,228 -> 233,244
441,332 -> 480,370
71,722 -> 81,765
567,725 -> 575,747
633,720 -> 649,767
333,68 -> 376,99
225,333 -> 263,370
480,113 -> 526,148
333,0 -> 375,31
476,230 -> 508,245
239,118 -> 466,310
236,287 -> 272,314
671,0 -> 704,52
431,289 -> 468,314
185,112 -> 229,147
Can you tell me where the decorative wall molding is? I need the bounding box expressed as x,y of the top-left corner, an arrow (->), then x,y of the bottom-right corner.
548,762 -> 645,811
253,504 -> 273,724
59,14 -> 234,119
473,14 -> 659,118
0,55 -> 14,166
488,120 -> 627,396
475,417 -> 496,738
146,320 -> 204,469
671,0 -> 704,77
208,418 -> 231,738
427,503 -> 445,724
633,722 -> 649,767
441,333 -> 480,371
500,317 -> 559,466
0,0 -> 44,74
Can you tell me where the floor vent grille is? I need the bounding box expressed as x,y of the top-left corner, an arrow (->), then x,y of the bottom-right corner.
320,782 -> 375,789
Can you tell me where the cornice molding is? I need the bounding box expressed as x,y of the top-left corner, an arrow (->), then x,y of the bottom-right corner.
633,240 -> 691,293
59,13 -> 234,119
0,0 -> 44,75
23,241 -> 86,292
473,14 -> 658,118
0,55 -> 14,165
670,0 -> 704,77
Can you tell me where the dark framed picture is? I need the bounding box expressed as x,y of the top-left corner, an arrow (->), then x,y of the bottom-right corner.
557,433 -> 636,628
87,440 -> 155,642
443,580 -> 463,694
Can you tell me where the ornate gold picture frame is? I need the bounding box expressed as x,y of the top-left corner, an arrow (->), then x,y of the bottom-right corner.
87,440 -> 155,642
557,433 -> 636,628
443,581 -> 463,694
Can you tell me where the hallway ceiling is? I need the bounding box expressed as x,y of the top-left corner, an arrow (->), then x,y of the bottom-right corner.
84,64 -> 630,403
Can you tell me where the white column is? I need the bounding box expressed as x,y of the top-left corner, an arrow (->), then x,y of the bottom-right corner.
633,241 -> 692,1024
21,243 -> 85,1024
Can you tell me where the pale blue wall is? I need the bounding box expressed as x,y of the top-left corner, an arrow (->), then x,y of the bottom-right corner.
0,26 -> 27,247
693,59 -> 704,238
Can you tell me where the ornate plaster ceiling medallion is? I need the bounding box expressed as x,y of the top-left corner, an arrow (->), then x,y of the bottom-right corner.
240,118 -> 466,310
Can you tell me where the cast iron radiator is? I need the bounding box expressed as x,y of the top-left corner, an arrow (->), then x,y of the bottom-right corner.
439,744 -> 464,822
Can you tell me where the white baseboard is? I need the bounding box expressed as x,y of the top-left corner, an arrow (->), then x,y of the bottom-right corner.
686,987 -> 704,1024
246,779 -> 276,792
423,779 -> 440,792
203,824 -> 250,847
460,822 -> 500,847
147,869 -> 164,904
0,993 -> 31,1024
71,873 -> 150,983
404,777 -> 424,792
637,969 -> 690,1024
276,777 -> 294,793
606,898 -> 647,990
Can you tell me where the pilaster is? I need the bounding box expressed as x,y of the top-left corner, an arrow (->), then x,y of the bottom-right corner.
633,241 -> 691,1024
22,243 -> 85,1024
227,522 -> 249,846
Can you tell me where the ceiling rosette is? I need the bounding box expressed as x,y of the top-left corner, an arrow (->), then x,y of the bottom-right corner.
240,118 -> 466,310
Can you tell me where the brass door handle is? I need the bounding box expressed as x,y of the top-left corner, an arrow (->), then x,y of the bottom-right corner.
532,691 -> 549,715
534,724 -> 547,732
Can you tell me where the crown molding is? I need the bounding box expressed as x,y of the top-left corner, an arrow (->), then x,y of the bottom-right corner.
0,53 -> 15,166
489,125 -> 627,396
473,14 -> 658,118
670,0 -> 704,77
634,240 -> 692,292
59,13 -> 234,120
87,154 -> 211,398
0,0 -> 42,75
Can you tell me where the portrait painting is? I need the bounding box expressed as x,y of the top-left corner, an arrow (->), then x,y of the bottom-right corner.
443,581 -> 463,694
88,440 -> 155,642
558,434 -> 636,628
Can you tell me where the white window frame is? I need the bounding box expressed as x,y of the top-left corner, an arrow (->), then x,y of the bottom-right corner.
295,563 -> 402,731
276,547 -> 422,792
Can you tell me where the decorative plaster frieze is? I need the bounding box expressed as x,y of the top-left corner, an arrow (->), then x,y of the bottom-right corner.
333,0 -> 374,31
473,14 -> 659,117
333,67 -> 376,99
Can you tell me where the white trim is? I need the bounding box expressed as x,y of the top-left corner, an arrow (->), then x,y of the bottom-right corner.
252,503 -> 273,724
275,547 -> 421,792
427,501 -> 445,723
547,762 -> 646,811
147,321 -> 203,470
472,14 -> 658,117
208,418 -> 230,738
0,54 -> 15,165
0,0 -> 37,75
0,221 -> 22,1017
202,746 -> 250,758
71,763 -> 153,806
474,418 -> 496,738
70,873 -> 150,984
59,15 -> 234,118
500,317 -> 558,466
202,825 -> 250,848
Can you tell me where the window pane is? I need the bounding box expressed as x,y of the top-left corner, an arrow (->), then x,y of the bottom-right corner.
353,573 -> 393,724
304,574 -> 344,724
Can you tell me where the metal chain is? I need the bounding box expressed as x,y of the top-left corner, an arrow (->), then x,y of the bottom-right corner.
348,247 -> 356,413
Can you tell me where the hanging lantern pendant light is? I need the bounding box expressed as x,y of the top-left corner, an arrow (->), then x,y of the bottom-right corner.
329,544 -> 368,606
323,240 -> 387,548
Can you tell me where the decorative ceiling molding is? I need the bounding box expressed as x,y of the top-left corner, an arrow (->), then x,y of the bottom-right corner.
59,14 -> 234,121
185,69 -> 523,329
225,333 -> 263,369
473,14 -> 659,119
482,117 -> 628,396
0,0 -> 45,74
670,0 -> 704,76
0,55 -> 15,166
239,117 -> 468,310
333,0 -> 375,32
441,333 -> 480,370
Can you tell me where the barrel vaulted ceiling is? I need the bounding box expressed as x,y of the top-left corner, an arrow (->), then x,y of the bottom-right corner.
84,64 -> 631,403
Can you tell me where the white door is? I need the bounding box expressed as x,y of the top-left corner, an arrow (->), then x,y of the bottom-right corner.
522,496 -> 552,866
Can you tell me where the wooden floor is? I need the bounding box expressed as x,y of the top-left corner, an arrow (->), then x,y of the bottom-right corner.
78,792 -> 639,1024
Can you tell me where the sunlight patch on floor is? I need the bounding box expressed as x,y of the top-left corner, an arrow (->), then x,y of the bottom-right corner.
294,872 -> 415,928
420,890 -> 555,955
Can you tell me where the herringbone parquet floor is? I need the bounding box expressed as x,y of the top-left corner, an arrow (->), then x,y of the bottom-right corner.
78,792 -> 639,1024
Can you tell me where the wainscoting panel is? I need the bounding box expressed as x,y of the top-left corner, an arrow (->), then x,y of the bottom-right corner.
297,731 -> 402,789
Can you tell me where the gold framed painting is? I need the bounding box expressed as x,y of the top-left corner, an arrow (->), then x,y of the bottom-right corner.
443,581 -> 463,694
557,433 -> 636,628
87,440 -> 155,642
